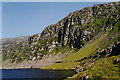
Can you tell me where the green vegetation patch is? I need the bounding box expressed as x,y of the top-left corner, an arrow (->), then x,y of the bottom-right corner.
62,33 -> 106,61
71,55 -> 120,79
42,62 -> 79,69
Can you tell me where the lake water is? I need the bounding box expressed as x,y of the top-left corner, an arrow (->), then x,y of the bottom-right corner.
1,69 -> 76,80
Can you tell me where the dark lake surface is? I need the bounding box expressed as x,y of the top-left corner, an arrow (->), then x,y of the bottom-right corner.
1,69 -> 76,80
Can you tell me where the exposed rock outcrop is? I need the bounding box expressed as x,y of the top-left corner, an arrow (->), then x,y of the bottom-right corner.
2,1 -> 120,68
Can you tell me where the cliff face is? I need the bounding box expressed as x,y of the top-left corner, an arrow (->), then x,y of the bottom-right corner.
2,1 -> 120,67
39,1 -> 120,49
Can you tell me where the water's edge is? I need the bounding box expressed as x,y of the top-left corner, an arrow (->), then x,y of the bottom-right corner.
1,69 -> 76,80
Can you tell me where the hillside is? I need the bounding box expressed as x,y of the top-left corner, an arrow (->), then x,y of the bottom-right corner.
2,1 -> 120,79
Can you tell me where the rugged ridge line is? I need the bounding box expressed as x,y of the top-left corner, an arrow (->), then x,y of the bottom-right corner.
2,2 -> 120,69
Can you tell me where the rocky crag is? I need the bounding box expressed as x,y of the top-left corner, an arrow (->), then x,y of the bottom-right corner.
2,1 -> 120,79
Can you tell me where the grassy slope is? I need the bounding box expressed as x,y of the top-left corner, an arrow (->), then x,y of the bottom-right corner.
42,62 -> 79,69
69,28 -> 120,78
62,33 -> 106,61
42,25 -> 120,78
70,55 -> 120,79
42,32 -> 107,69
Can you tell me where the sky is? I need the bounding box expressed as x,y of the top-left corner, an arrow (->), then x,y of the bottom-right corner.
2,2 -> 109,38
2,0 -> 120,2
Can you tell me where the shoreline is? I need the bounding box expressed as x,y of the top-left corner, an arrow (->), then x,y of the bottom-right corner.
1,67 -> 76,71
